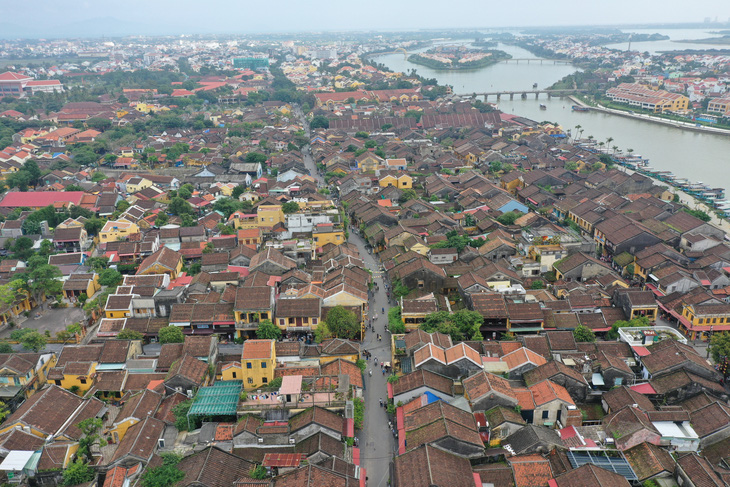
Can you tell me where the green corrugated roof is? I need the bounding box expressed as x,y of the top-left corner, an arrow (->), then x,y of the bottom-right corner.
188,380 -> 242,417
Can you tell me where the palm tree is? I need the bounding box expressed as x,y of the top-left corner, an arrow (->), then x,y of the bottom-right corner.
612,145 -> 619,154
574,124 -> 582,142
606,137 -> 614,151
627,148 -> 634,154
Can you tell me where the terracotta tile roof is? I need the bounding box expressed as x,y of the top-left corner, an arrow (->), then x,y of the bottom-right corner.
392,369 -> 454,398
111,416 -> 165,463
501,347 -> 547,371
242,339 -> 274,360
463,371 -> 515,402
393,444 -> 476,487
413,343 -> 446,367
554,463 -> 631,487
529,380 -> 574,406
689,401 -> 730,438
676,453 -> 725,487
508,454 -> 553,487
289,406 -> 344,435
166,354 -> 208,386
3,385 -> 83,436
601,386 -> 655,413
176,446 -> 259,487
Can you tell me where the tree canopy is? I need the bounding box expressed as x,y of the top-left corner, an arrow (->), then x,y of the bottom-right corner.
419,310 -> 484,341
158,326 -> 185,344
572,325 -> 596,342
256,319 -> 282,340
325,306 -> 360,340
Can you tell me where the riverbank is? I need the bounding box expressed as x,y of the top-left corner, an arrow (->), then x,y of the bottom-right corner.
568,95 -> 730,137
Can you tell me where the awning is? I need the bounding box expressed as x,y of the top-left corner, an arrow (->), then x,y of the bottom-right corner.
591,373 -> 605,386
0,451 -> 35,471
631,383 -> 656,394
645,283 -> 664,297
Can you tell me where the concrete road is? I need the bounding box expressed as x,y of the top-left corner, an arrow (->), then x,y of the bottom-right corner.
348,230 -> 396,487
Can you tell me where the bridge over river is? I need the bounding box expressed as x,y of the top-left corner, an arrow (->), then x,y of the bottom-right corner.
455,89 -> 588,101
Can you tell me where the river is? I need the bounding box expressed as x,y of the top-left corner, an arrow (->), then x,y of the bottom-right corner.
372,33 -> 730,196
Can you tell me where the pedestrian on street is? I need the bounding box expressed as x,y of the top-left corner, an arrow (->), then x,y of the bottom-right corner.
382,367 -> 385,375
369,369 -> 372,377
379,398 -> 383,407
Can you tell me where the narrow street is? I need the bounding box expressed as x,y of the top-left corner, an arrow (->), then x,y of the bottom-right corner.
297,102 -> 394,482
349,230 -> 395,487
294,105 -> 324,186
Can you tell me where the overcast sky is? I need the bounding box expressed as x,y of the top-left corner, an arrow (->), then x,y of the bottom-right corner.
3,0 -> 730,37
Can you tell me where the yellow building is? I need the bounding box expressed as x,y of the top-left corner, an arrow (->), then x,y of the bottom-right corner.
108,389 -> 163,443
99,220 -> 140,244
379,173 -> 413,189
104,294 -> 133,319
125,177 -> 153,194
0,352 -> 57,400
0,291 -> 33,327
63,273 -> 102,301
51,361 -> 98,394
680,302 -> 730,340
258,204 -> 285,227
241,339 -> 276,389
220,362 -> 242,381
312,225 -> 345,247
137,247 -> 184,279
229,211 -> 259,230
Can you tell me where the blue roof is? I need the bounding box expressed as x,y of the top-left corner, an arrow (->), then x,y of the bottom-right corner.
424,391 -> 441,404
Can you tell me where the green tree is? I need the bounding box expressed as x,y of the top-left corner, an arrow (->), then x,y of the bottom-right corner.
0,342 -> 12,353
117,329 -> 144,340
250,465 -> 268,480
709,332 -> 730,364
388,306 -> 406,334
231,185 -> 246,199
573,325 -> 596,342
325,306 -> 360,340
76,417 -> 106,462
310,115 -> 330,129
256,319 -> 282,340
281,201 -> 300,214
159,326 -> 185,344
565,161 -> 579,172
178,186 -> 192,200
141,454 -> 184,487
606,316 -> 649,339
398,188 -> 417,203
18,261 -> 63,309
168,197 -> 194,215
84,217 -> 105,236
245,152 -> 267,164
496,211 -> 520,226
11,236 -> 34,261
155,213 -> 169,227
531,280 -> 545,290
91,171 -> 108,182
20,331 -> 46,352
98,268 -> 123,287
86,117 -> 112,131
314,321 -> 332,343
62,459 -> 95,486
172,399 -> 193,431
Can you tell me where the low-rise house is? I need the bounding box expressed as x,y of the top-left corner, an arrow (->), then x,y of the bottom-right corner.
0,352 -> 57,410
164,354 -> 209,395
100,220 -> 140,244
553,252 -> 613,282
136,247 -> 183,279
403,401 -> 484,458
623,441 -> 677,485
523,360 -> 590,403
53,226 -> 89,252
275,297 -> 321,332
484,406 -> 526,440
462,370 -> 518,411
392,444 -> 476,487
240,339 -> 276,390
390,369 -> 454,405
603,406 -> 661,450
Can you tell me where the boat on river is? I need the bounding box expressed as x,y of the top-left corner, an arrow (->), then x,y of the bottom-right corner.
539,104 -> 547,110
572,105 -> 589,112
